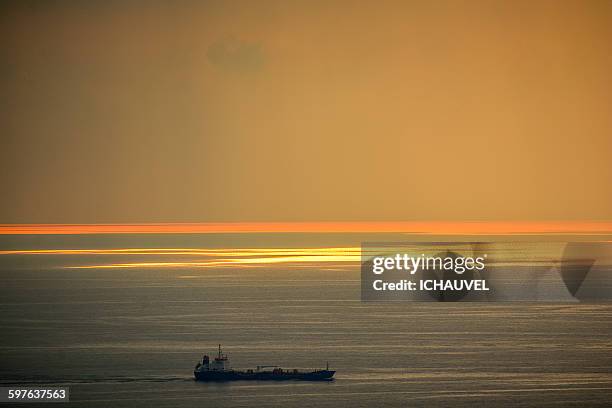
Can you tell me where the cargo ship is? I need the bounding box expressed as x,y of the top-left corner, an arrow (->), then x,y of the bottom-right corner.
194,345 -> 335,381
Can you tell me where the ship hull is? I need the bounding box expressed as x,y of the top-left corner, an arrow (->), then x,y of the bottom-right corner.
194,370 -> 335,382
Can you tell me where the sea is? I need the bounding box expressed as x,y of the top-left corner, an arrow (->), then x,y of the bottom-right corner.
0,233 -> 610,407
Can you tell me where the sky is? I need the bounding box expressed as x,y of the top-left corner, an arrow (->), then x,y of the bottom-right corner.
1,0 -> 611,224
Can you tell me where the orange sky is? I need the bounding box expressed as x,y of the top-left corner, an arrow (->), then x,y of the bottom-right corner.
1,1 -> 611,223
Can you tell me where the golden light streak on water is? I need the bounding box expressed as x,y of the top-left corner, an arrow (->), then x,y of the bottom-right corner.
1,221 -> 612,235
67,254 -> 360,269
0,247 -> 361,256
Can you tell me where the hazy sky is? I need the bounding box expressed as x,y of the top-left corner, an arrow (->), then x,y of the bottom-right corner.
2,0 -> 611,223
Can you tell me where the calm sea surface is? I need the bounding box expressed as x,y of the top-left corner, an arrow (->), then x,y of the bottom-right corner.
0,234 -> 610,407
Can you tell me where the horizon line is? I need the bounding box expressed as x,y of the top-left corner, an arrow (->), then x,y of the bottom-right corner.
1,221 -> 611,235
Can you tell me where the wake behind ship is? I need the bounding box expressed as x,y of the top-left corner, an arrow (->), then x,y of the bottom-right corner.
194,345 -> 335,381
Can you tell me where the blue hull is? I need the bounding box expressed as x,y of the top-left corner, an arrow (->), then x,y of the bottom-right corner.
194,370 -> 335,382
